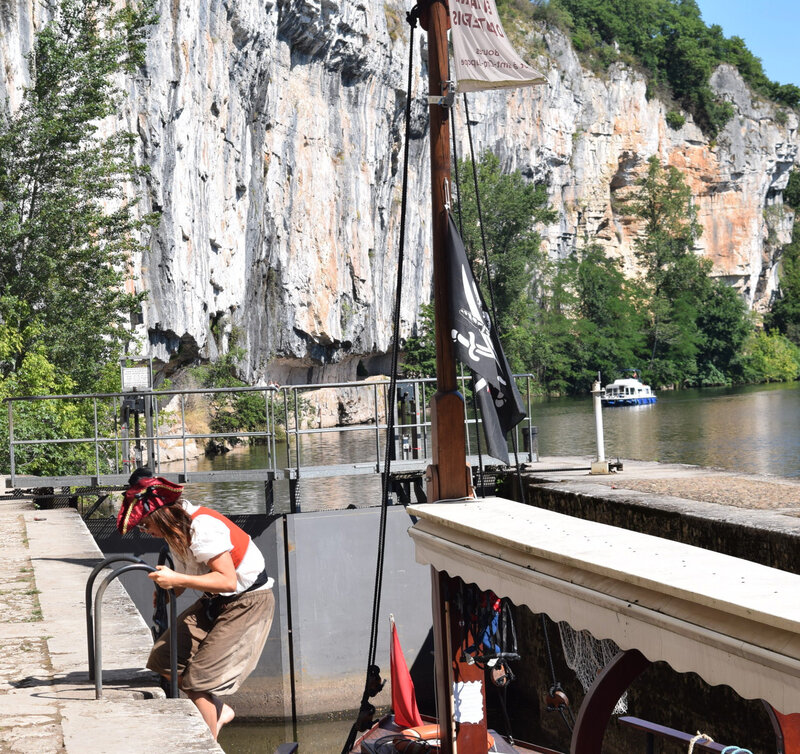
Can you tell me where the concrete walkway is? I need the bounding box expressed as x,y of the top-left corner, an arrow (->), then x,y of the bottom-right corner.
0,497 -> 223,754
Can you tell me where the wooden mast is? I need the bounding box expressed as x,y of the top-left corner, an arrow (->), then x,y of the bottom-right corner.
420,0 -> 470,503
419,2 -> 487,752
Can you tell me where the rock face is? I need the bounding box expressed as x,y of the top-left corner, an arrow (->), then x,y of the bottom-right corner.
2,2 -> 797,383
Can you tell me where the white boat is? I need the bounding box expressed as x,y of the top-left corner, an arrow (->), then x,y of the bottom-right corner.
601,371 -> 657,406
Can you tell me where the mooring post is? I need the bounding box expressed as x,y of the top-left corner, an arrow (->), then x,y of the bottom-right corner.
591,373 -> 610,475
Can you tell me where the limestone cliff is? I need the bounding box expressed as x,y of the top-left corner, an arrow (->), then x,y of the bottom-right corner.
1,1 -> 797,383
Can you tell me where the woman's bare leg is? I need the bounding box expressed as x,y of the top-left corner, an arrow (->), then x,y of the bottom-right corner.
212,695 -> 235,737
183,689 -> 223,740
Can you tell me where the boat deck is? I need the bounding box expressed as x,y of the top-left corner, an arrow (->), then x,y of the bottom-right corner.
352,715 -> 563,753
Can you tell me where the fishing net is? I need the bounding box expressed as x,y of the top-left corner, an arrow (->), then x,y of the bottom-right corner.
557,622 -> 628,715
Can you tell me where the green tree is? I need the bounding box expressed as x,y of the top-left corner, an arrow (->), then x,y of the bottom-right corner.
0,329 -> 123,475
627,157 -> 709,384
739,330 -> 800,383
766,170 -> 800,344
569,244 -> 648,389
191,348 -> 267,446
695,280 -> 752,384
0,0 -> 156,391
190,335 -> 306,448
455,151 -> 556,372
530,254 -> 578,394
402,302 -> 436,378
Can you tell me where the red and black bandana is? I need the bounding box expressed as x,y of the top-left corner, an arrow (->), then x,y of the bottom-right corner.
116,475 -> 183,535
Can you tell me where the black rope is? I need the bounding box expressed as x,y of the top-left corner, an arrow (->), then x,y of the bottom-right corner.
470,376 -> 487,495
541,614 -> 575,730
450,96 -> 487,496
451,97 -> 464,238
463,93 -> 498,319
340,7 -> 419,753
496,683 -> 515,745
541,614 -> 558,690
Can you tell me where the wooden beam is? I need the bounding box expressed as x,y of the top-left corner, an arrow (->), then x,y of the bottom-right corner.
765,704 -> 800,754
570,649 -> 651,754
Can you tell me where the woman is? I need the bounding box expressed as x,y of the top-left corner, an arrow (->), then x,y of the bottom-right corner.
117,468 -> 274,740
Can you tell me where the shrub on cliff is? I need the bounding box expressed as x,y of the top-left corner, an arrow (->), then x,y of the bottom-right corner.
190,344 -> 305,451
546,0 -> 797,137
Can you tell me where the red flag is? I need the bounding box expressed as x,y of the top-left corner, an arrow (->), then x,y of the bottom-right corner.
390,619 -> 423,729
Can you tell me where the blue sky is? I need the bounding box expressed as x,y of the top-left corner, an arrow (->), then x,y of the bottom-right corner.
694,0 -> 799,86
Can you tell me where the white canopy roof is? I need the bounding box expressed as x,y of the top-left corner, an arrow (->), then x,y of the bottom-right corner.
407,497 -> 800,714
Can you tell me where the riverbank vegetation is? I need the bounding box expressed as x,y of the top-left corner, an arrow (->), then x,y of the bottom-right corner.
187,337 -> 307,452
402,153 -> 800,394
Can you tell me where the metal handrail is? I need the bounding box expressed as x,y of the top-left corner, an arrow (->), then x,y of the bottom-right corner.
86,558 -> 178,699
5,374 -> 539,485
86,555 -> 144,679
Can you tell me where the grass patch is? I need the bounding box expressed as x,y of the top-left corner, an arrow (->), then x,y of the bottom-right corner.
23,608 -> 43,622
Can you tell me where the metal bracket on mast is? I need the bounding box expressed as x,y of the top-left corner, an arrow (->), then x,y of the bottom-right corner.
428,79 -> 456,108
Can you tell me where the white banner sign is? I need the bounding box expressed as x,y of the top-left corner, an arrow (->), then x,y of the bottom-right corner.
450,0 -> 548,92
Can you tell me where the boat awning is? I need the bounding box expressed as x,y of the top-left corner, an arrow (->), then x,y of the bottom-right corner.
407,497 -> 800,714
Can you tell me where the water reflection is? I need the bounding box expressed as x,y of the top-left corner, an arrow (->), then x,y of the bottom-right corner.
172,382 -> 800,514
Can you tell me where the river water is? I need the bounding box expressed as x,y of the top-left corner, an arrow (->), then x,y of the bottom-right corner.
528,380 -> 800,476
180,381 -> 800,517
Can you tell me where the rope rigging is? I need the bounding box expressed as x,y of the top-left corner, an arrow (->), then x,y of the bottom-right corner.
450,109 -> 487,496
541,614 -> 575,731
339,6 -> 419,752
452,92 -> 526,501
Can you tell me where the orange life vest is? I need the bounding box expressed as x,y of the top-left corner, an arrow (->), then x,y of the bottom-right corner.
400,724 -> 495,750
190,506 -> 250,568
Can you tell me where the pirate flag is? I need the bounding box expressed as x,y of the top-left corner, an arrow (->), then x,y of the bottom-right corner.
446,214 -> 526,465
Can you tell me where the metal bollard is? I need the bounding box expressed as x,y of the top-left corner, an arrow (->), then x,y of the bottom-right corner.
86,555 -> 146,680
590,375 -> 610,474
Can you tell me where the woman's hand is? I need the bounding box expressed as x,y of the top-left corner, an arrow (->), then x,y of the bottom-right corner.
148,565 -> 181,590
147,552 -> 237,595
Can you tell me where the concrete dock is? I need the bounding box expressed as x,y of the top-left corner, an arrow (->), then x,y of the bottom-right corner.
0,496 -> 223,754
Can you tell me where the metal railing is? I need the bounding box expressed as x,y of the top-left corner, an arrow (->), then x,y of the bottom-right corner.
85,555 -> 178,699
4,374 -> 539,488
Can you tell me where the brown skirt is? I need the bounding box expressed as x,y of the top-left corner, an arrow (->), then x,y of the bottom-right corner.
147,588 -> 274,696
